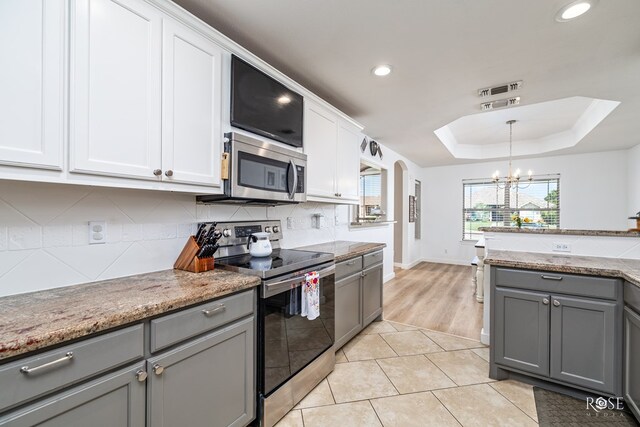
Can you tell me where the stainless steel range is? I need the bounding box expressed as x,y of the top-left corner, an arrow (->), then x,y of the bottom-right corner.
212,220 -> 336,427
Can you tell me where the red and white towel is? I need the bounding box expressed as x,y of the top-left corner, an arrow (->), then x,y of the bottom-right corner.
301,271 -> 320,320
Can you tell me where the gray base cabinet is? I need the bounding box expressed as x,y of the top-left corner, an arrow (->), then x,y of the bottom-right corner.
147,316 -> 255,427
491,267 -> 623,396
335,251 -> 383,350
624,287 -> 640,421
0,363 -> 146,427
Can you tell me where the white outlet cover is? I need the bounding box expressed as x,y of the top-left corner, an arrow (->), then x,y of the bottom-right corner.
552,242 -> 571,252
89,221 -> 106,244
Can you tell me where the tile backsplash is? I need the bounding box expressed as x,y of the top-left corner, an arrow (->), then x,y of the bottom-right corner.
0,181 -> 343,296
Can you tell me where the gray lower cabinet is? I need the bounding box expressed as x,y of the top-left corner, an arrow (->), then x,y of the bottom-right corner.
147,316 -> 255,427
550,295 -> 617,394
624,305 -> 640,420
362,264 -> 383,326
335,273 -> 362,349
334,251 -> 384,350
494,287 -> 549,376
0,363 -> 146,427
492,267 -> 623,396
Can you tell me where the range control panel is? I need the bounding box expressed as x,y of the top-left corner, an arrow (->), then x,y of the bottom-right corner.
204,220 -> 283,250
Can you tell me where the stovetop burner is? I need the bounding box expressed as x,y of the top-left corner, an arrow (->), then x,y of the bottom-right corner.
215,248 -> 334,279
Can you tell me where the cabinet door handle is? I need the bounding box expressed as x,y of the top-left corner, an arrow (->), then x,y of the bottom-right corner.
136,369 -> 148,382
553,300 -> 561,307
164,170 -> 173,177
153,169 -> 162,176
361,272 -> 367,277
20,352 -> 74,374
345,261 -> 357,266
541,275 -> 563,281
542,298 -> 550,305
153,364 -> 164,375
202,304 -> 226,317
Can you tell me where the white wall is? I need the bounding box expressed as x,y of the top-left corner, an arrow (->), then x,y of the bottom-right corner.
0,141 -> 423,296
629,143 -> 640,219
421,149 -> 630,265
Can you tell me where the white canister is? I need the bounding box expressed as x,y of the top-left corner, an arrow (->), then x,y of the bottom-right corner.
247,232 -> 273,257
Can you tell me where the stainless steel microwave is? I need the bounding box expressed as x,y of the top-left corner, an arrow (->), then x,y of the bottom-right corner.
197,133 -> 306,205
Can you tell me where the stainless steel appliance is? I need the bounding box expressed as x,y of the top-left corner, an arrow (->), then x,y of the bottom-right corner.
212,220 -> 335,427
197,133 -> 306,205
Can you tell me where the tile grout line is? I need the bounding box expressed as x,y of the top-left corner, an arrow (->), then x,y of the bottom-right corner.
431,389 -> 465,427
489,383 -> 539,424
373,357 -> 401,396
366,398 -> 386,427
422,353 -> 464,388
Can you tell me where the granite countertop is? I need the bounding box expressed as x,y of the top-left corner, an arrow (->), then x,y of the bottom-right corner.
297,241 -> 386,262
484,250 -> 640,288
0,269 -> 261,361
478,227 -> 640,238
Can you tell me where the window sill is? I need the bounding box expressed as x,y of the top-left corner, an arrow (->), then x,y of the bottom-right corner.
349,220 -> 396,230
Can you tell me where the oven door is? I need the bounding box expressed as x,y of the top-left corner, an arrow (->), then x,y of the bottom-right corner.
258,263 -> 335,397
231,138 -> 306,203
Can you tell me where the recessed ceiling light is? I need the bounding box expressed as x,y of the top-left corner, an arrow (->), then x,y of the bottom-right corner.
277,95 -> 291,104
372,65 -> 392,77
556,0 -> 597,22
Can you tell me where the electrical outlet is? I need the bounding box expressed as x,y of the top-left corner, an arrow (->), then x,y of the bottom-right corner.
552,242 -> 571,252
89,221 -> 106,244
286,217 -> 293,229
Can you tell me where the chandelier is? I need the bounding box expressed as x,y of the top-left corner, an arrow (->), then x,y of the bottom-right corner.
492,120 -> 533,189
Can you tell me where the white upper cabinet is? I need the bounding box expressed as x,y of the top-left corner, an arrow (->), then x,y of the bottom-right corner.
70,0 -> 163,180
161,20 -> 223,188
304,100 -> 360,204
336,121 -> 361,202
305,101 -> 338,199
0,0 -> 65,170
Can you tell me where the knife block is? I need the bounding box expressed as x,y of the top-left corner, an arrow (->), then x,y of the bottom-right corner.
174,236 -> 215,273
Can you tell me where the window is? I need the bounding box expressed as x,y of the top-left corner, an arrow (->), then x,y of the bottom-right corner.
353,162 -> 388,224
462,175 -> 560,240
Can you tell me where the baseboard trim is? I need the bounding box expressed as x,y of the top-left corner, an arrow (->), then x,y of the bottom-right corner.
481,328 -> 490,346
383,272 -> 396,283
421,257 -> 471,266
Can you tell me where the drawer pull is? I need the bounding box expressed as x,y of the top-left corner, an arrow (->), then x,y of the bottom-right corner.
553,300 -> 561,307
345,261 -> 357,266
542,298 -> 550,305
541,275 -> 563,281
202,304 -> 226,317
20,352 -> 74,375
136,369 -> 148,382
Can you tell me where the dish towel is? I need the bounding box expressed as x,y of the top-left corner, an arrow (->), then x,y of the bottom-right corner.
301,271 -> 320,320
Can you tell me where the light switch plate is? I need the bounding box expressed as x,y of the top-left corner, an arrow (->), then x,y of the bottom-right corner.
89,221 -> 106,244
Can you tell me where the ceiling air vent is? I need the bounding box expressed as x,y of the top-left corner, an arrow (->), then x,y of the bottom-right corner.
480,96 -> 520,111
478,80 -> 522,97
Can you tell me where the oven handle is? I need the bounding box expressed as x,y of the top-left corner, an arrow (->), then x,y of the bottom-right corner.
263,264 -> 335,298
288,160 -> 298,200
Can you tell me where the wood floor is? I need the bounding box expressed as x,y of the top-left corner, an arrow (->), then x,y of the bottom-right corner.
383,262 -> 483,340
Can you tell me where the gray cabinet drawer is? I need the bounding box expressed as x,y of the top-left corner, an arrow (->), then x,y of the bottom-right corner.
363,250 -> 383,269
336,257 -> 363,281
0,324 -> 143,413
625,282 -> 640,313
494,267 -> 620,300
150,290 -> 254,352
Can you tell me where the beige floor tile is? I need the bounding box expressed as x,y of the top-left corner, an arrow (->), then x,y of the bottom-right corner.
335,348 -> 348,363
387,321 -> 419,331
471,347 -> 490,362
380,330 -> 445,355
274,409 -> 304,427
427,350 -> 494,386
302,401 -> 382,427
361,320 -> 398,334
490,380 -> 538,422
377,355 -> 456,393
422,330 -> 486,351
433,384 -> 537,427
343,333 -> 397,361
327,360 -> 398,403
294,379 -> 335,409
370,392 -> 462,427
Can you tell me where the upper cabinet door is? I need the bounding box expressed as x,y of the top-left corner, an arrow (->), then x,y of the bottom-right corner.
304,101 -> 337,199
161,20 -> 223,188
70,0 -> 163,180
336,121 -> 361,202
0,0 -> 65,170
